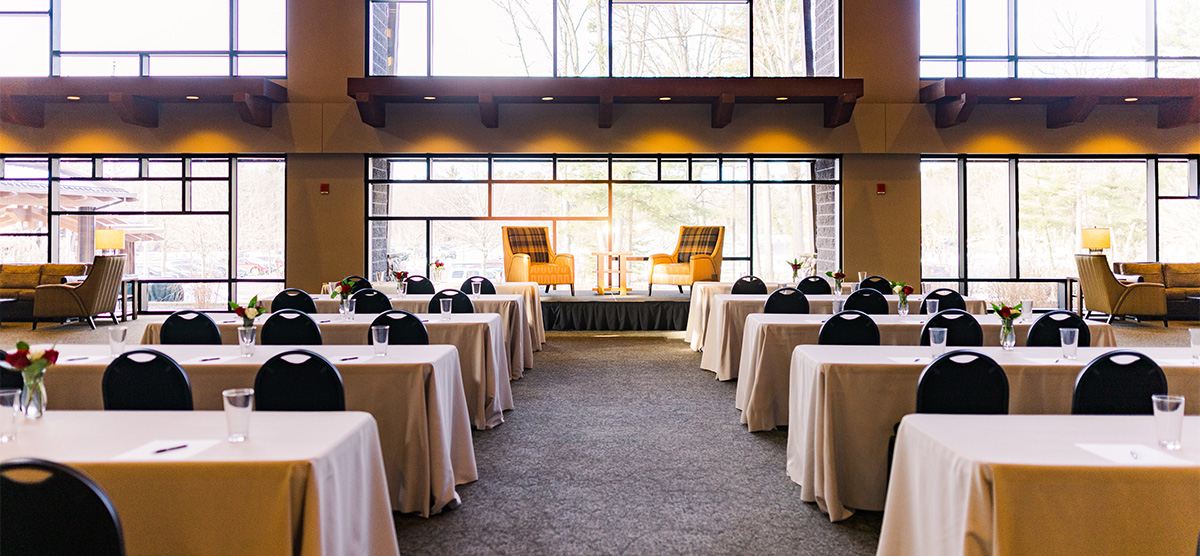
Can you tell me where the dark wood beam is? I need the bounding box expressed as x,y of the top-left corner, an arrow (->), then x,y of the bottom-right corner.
1158,97 -> 1200,129
355,92 -> 386,128
234,92 -> 273,127
1046,95 -> 1097,128
823,92 -> 858,128
930,93 -> 978,128
711,93 -> 735,128
109,93 -> 158,128
479,93 -> 498,128
1,96 -> 45,128
598,94 -> 613,128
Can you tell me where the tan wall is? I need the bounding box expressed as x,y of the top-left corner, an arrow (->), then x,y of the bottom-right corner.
841,154 -> 922,286
285,154 -> 365,293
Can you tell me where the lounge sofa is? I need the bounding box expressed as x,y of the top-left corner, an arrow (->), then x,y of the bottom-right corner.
0,262 -> 91,322
1112,262 -> 1200,319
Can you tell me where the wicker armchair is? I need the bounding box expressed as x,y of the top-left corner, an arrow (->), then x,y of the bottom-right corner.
502,226 -> 575,295
1075,254 -> 1167,326
32,255 -> 126,329
648,226 -> 725,295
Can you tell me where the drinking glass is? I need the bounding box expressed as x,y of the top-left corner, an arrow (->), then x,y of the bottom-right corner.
0,389 -> 19,443
237,326 -> 256,357
471,281 -> 481,298
929,327 -> 948,358
222,388 -> 254,443
1060,328 -> 1079,360
1191,329 -> 1200,363
1021,299 -> 1034,322
398,281 -> 407,298
441,298 -> 453,321
345,298 -> 356,321
109,326 -> 128,356
371,325 -> 389,356
926,299 -> 939,316
832,298 -> 845,313
857,272 -> 867,282
1152,394 -> 1185,450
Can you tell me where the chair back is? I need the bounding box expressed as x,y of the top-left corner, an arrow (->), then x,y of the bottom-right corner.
731,275 -> 768,295
271,288 -> 317,313
429,289 -> 474,313
674,226 -> 724,267
1,458 -> 125,556
844,288 -> 888,315
818,310 -> 881,345
764,287 -> 809,314
369,310 -> 429,345
858,275 -> 891,295
919,309 -> 983,347
504,226 -> 554,263
460,276 -> 497,294
254,350 -> 345,411
1072,350 -> 1167,415
0,349 -> 18,390
160,310 -> 222,345
1074,254 -> 1126,313
102,349 -> 193,410
261,309 -> 323,345
916,350 -> 1009,414
796,275 -> 832,295
1027,310 -> 1092,347
77,255 -> 126,314
345,275 -> 372,293
351,288 -> 393,313
919,288 -> 966,313
403,275 -> 436,294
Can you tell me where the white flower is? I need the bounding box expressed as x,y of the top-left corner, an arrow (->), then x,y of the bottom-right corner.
29,349 -> 45,361
245,307 -> 258,319
333,284 -> 343,294
892,284 -> 902,294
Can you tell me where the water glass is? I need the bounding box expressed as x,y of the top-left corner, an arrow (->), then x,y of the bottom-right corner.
1060,328 -> 1079,360
108,326 -> 128,356
222,388 -> 254,443
929,327 -> 948,358
857,271 -> 867,283
237,326 -> 256,357
371,325 -> 389,356
1152,394 -> 1185,450
926,299 -> 939,316
441,298 -> 453,321
832,298 -> 845,313
0,389 -> 19,443
345,298 -> 357,321
1021,299 -> 1034,322
398,281 -> 407,298
471,281 -> 481,298
1191,329 -> 1200,362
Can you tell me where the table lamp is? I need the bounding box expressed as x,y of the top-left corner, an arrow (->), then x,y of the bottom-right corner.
95,228 -> 125,255
1081,227 -> 1110,255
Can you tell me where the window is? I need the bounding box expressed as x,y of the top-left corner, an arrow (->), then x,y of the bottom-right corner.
0,156 -> 286,310
0,0 -> 286,77
367,0 -> 841,77
920,0 -> 1200,78
367,154 -> 839,287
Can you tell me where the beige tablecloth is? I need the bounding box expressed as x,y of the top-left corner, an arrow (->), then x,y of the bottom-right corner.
685,281 -> 788,351
0,410 -> 400,556
786,345 -> 1200,522
142,312 -> 512,430
42,343 -> 478,517
879,414 -> 1200,556
737,313 -> 1117,430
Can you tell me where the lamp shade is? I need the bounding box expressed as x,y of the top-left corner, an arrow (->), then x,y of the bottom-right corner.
1081,227 -> 1111,250
95,229 -> 125,251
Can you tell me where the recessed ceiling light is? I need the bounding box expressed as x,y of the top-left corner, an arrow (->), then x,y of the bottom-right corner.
185,96 -> 200,100
1124,97 -> 1138,102
659,96 -> 671,101
775,97 -> 788,101
541,96 -> 554,101
1008,97 -> 1022,101
423,96 -> 436,100
66,96 -> 80,101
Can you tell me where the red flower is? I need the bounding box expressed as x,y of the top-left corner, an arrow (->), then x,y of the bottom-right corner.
833,272 -> 845,279
999,307 -> 1011,319
5,350 -> 30,369
902,285 -> 914,295
43,349 -> 58,364
234,307 -> 246,317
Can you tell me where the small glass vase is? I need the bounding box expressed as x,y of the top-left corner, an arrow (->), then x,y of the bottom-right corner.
897,296 -> 909,316
339,297 -> 351,318
238,325 -> 257,358
21,372 -> 46,419
1000,320 -> 1017,350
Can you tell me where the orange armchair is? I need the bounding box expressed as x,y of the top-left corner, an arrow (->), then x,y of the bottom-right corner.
502,226 -> 575,295
648,226 -> 725,295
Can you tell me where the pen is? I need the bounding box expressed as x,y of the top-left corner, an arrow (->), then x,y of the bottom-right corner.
200,357 -> 220,362
340,356 -> 358,361
66,357 -> 88,362
154,444 -> 188,454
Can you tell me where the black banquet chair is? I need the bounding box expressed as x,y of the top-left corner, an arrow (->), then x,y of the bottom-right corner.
918,309 -> 983,347
403,275 -> 436,295
254,349 -> 345,411
1,458 -> 126,556
261,309 -> 323,346
345,275 -> 372,293
1027,310 -> 1091,347
270,288 -> 317,314
460,276 -> 497,295
1,349 -> 21,390
858,275 -> 892,295
919,288 -> 966,314
764,287 -> 809,314
731,275 -> 768,295
102,349 -> 193,411
844,288 -> 889,315
796,275 -> 832,295
916,350 -> 1010,414
160,310 -> 223,345
429,289 -> 474,313
1071,350 -> 1167,415
818,310 -> 881,345
368,310 -> 430,345
352,288 -> 393,313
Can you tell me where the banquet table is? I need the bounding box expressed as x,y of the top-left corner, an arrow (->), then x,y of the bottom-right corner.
142,312 -> 512,430
0,410 -> 400,556
42,343 -> 478,517
684,281 -> 789,350
737,313 -> 1117,429
265,293 -> 533,377
786,345 -> 1198,523
878,414 -> 1200,556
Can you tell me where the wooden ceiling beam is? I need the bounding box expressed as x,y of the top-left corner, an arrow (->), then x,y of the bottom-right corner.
711,93 -> 735,128
598,94 -> 613,128
1,95 -> 45,128
1046,95 -> 1097,129
479,94 -> 499,128
109,93 -> 158,128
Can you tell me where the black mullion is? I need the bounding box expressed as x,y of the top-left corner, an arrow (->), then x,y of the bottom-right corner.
228,156 -> 238,299
229,0 -> 239,76
607,0 -> 613,76
426,0 -> 433,75
747,0 -> 753,77
48,0 -> 61,76
48,157 -> 60,262
552,0 -> 558,77
1146,159 -> 1158,260
1008,158 -> 1018,279
957,0 -> 966,77
957,156 -> 968,294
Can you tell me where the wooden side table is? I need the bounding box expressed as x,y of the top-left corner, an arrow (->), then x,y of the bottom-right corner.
592,251 -> 633,295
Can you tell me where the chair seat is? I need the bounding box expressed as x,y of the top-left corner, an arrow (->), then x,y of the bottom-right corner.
1166,287 -> 1200,301
528,263 -> 572,283
0,289 -> 35,301
651,264 -> 697,286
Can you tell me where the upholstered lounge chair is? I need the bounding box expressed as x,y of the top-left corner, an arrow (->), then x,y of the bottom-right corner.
648,226 -> 725,295
1075,254 -> 1167,326
31,255 -> 125,330
502,226 -> 575,295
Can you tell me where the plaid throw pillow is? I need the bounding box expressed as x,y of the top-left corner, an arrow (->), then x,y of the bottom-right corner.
507,227 -> 551,263
677,227 -> 721,263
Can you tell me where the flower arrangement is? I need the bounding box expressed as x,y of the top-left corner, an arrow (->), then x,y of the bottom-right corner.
890,281 -> 914,303
2,341 -> 59,419
330,277 -> 354,301
787,254 -> 816,280
394,270 -> 409,282
429,260 -> 445,281
229,296 -> 266,328
825,269 -> 845,291
991,301 -> 1023,350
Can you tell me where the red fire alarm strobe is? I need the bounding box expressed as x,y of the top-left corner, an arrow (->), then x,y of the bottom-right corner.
876,183 -> 886,195
320,183 -> 330,195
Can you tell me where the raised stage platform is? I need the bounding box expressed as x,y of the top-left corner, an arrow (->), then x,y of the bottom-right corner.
540,289 -> 690,331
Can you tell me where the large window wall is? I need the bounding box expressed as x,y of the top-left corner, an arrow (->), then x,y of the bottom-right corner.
0,0 -> 286,77
921,155 -> 1200,306
367,154 -> 839,288
0,155 -> 286,311
920,0 -> 1200,78
366,0 -> 841,77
